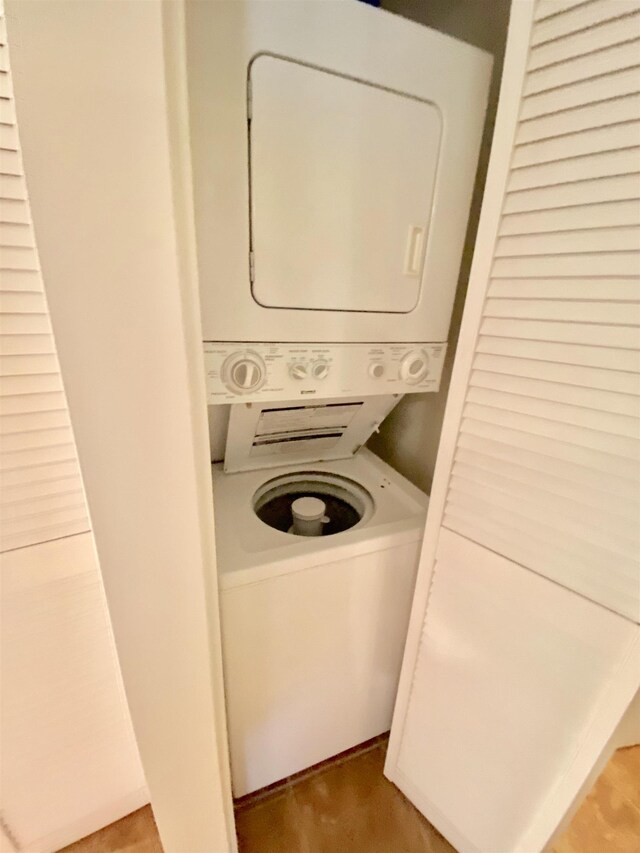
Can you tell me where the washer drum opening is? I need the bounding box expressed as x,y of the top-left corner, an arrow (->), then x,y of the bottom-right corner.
253,471 -> 375,537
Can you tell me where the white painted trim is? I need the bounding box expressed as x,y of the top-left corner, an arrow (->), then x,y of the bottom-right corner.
386,0 -> 536,772
160,2 -> 238,847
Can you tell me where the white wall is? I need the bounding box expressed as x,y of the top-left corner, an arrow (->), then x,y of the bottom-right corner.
8,2 -> 235,850
368,0 -> 512,494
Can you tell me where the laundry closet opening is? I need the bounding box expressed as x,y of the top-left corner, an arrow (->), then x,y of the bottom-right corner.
186,0 -> 506,804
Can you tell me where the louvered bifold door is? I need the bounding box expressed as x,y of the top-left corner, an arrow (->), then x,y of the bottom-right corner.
450,0 -> 640,623
386,4 -> 640,853
0,18 -> 90,553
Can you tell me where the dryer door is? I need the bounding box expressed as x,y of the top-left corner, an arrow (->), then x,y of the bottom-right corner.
249,55 -> 441,314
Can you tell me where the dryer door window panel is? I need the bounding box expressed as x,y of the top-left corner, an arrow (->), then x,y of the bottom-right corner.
249,55 -> 442,313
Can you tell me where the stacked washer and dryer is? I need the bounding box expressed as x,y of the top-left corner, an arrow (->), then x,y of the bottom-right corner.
186,1 -> 491,797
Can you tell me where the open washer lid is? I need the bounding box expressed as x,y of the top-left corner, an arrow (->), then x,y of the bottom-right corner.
223,395 -> 402,473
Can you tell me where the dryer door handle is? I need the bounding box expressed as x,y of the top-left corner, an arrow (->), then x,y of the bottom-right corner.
404,225 -> 425,277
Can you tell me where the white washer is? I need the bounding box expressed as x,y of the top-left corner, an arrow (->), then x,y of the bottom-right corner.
213,397 -> 428,796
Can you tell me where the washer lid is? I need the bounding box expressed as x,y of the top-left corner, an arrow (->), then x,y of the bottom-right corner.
223,394 -> 402,473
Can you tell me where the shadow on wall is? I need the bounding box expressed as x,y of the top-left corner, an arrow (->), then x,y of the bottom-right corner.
367,0 -> 512,495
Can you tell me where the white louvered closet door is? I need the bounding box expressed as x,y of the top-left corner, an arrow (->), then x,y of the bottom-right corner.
1,9 -> 147,851
0,18 -> 89,552
386,3 -> 640,853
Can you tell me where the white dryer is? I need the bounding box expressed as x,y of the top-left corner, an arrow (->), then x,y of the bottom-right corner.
212,396 -> 428,796
186,0 -> 491,344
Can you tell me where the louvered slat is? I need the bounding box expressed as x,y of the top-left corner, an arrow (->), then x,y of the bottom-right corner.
449,473 -> 637,558
0,520 -> 90,554
0,173 -> 27,200
1,472 -> 81,504
0,408 -> 71,433
0,198 -> 31,226
492,252 -> 639,276
520,66 -> 640,120
516,94 -> 640,145
477,335 -> 640,371
531,1 -> 640,46
2,491 -> 87,522
0,353 -> 61,376
487,277 -> 639,299
534,0 -> 603,23
466,386 -> 638,437
463,403 -> 639,458
471,369 -> 639,416
525,39 -> 640,94
0,443 -> 82,472
1,245 -> 39,270
480,318 -> 639,349
455,446 -> 639,519
483,298 -> 640,324
495,226 -> 640,255
457,429 -> 639,496
0,458 -> 83,489
500,200 -> 640,234
512,120 -> 640,167
507,149 -> 640,192
0,95 -> 15,124
1,313 -> 52,335
0,391 -> 70,416
450,465 -> 638,546
528,13 -> 640,71
0,334 -> 55,355
1,427 -> 76,455
0,149 -> 23,177
1,291 -> 48,313
0,221 -> 34,247
0,372 -> 63,396
473,352 -> 640,395
0,30 -> 89,551
503,174 -> 640,213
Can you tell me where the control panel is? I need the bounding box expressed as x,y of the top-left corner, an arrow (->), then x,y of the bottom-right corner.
203,342 -> 446,404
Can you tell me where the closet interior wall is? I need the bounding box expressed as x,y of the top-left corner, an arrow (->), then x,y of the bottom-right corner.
368,0 -> 512,493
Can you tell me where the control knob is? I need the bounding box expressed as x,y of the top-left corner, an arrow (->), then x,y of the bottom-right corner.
222,351 -> 267,394
289,362 -> 308,380
368,362 -> 385,379
311,360 -> 330,380
399,350 -> 430,384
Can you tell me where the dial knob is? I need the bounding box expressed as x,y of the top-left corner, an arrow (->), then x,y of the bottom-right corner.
222,351 -> 266,394
399,350 -> 430,384
289,362 -> 308,380
311,360 -> 329,380
368,362 -> 385,379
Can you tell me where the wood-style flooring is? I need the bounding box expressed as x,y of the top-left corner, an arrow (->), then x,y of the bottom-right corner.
60,741 -> 640,853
